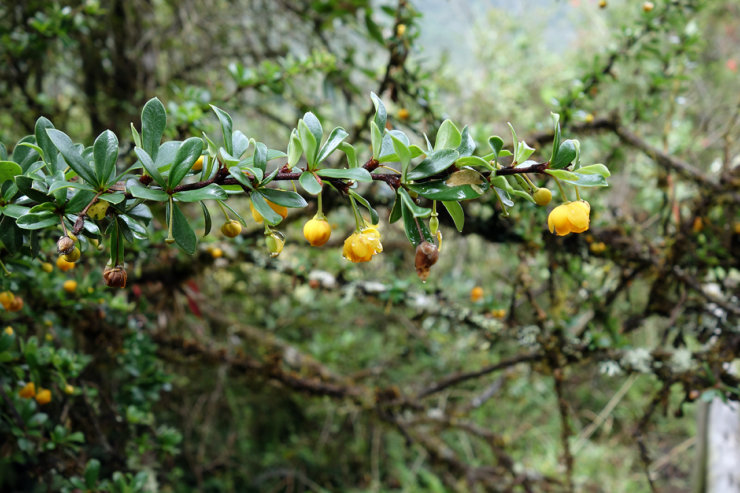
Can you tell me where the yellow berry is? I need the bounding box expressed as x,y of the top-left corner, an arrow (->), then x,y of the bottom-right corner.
57,255 -> 75,272
63,280 -> 77,293
41,262 -> 54,273
470,286 -> 484,303
533,188 -> 552,206
35,388 -> 51,405
692,217 -> 703,233
220,220 -> 242,238
0,291 -> 14,310
3,326 -> 13,336
598,0 -> 607,8
63,247 -> 81,263
303,217 -> 332,247
210,247 -> 224,259
398,108 -> 410,121
64,384 -> 75,395
19,382 -> 36,399
396,23 -> 406,37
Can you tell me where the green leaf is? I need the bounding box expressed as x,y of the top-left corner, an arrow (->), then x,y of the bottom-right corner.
364,10 -> 385,44
370,92 -> 387,131
577,163 -> 610,178
550,112 -> 561,164
34,117 -> 57,165
488,136 -> 504,158
551,139 -> 577,169
442,201 -> 464,232
250,192 -> 283,225
168,138 -> 204,189
173,184 -> 227,202
141,98 -> 166,161
338,142 -> 358,168
252,141 -> 268,172
228,167 -> 254,190
399,188 -> 431,218
0,161 -> 22,183
47,180 -> 96,194
407,149 -> 459,180
171,202 -> 196,254
99,193 -> 125,204
370,121 -> 383,159
299,171 -> 322,195
45,129 -> 97,185
349,191 -> 379,225
260,188 -> 307,208
401,202 -> 422,247
200,202 -> 212,237
515,141 -> 535,165
316,168 -> 372,182
389,195 -> 402,224
456,126 -> 476,157
134,148 -> 165,187
391,134 -> 411,179
408,179 -> 488,201
554,171 -> 608,187
16,211 -> 58,230
15,175 -> 50,203
317,127 -> 348,163
1,204 -> 30,219
494,187 -> 514,207
84,459 -> 101,489
93,130 -> 118,187
302,112 -> 323,149
210,105 -> 233,155
129,185 -> 169,202
456,156 -> 493,170
287,129 -> 302,168
298,119 -> 318,167
434,120 -> 462,151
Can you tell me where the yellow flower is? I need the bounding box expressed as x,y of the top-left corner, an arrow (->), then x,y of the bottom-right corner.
57,255 -> 75,272
35,388 -> 51,405
0,291 -> 14,310
303,217 -> 332,247
250,199 -> 288,223
3,326 -> 13,336
470,286 -> 484,302
19,382 -> 36,399
63,280 -> 77,293
343,227 -> 383,263
192,156 -> 204,172
548,201 -> 590,236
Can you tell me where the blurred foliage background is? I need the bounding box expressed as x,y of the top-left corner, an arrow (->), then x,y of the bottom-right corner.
1,0 -> 739,492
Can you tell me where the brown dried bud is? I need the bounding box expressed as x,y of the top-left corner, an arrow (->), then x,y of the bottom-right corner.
103,266 -> 127,288
414,241 -> 439,282
57,236 -> 75,255
139,174 -> 153,185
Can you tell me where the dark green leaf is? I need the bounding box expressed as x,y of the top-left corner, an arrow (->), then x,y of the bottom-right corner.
210,105 -> 233,155
370,92 -> 387,131
442,201 -> 464,232
200,202 -> 212,237
302,112 -> 323,149
252,142 -> 267,172
134,147 -> 165,187
456,126 -> 476,157
317,127 -> 349,163
34,117 -> 57,165
316,168 -> 372,182
168,138 -> 204,189
0,161 -> 22,183
551,139 -> 577,169
129,185 -> 169,202
141,98 -> 166,161
173,184 -> 227,202
46,129 -> 97,185
15,175 -> 51,203
389,194 -> 402,223
407,149 -> 459,180
408,179 -> 488,201
171,202 -> 196,254
16,211 -> 58,230
260,188 -> 307,208
399,188 -> 431,218
349,191 -> 379,225
93,130 -> 118,187
250,192 -> 282,225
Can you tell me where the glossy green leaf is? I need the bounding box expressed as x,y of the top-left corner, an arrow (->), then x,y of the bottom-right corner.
210,105 -> 233,155
391,134 -> 411,179
407,149 -> 459,180
317,127 -> 349,163
171,202 -> 196,254
0,161 -> 22,183
46,129 -> 97,185
551,139 -> 577,169
302,111 -> 323,145
399,188 -> 431,218
401,202 -> 422,247
16,211 -> 58,230
250,192 -> 283,225
442,200 -> 464,232
299,171 -> 322,195
434,120 -> 462,151
456,126 -> 476,157
129,185 -> 169,202
316,167 -> 372,182
200,201 -> 212,237
298,119 -> 318,167
141,98 -> 166,161
93,130 -> 118,187
576,163 -> 611,178
550,112 -> 561,164
168,137 -> 204,189
173,184 -> 227,202
287,129 -> 302,167
370,92 -> 387,131
338,142 -> 358,168
456,156 -> 493,170
134,147 -> 165,187
389,194 -> 402,224
99,193 -> 125,204
349,191 -> 379,225
408,179 -> 488,201
34,117 -> 57,166
260,188 -> 307,208
370,121 -> 383,159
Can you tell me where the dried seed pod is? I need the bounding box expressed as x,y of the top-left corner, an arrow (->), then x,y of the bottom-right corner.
103,266 -> 127,288
57,235 -> 75,255
414,241 -> 439,282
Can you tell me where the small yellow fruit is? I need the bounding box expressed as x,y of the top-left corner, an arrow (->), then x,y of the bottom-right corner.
303,217 -> 332,247
209,247 -> 224,259
64,247 -> 81,263
63,280 -> 77,293
6,297 -> 23,312
0,291 -> 14,310
396,23 -> 406,37
57,256 -> 75,272
398,108 -> 410,121
87,200 -> 109,220
598,0 -> 607,8
4,326 -> 13,336
64,384 -> 75,395
35,388 -> 51,405
470,286 -> 484,302
19,382 -> 36,399
250,200 -> 288,223
41,262 -> 54,273
220,220 -> 242,238
533,187 -> 552,206
692,217 -> 703,233
643,1 -> 654,12
192,156 -> 204,172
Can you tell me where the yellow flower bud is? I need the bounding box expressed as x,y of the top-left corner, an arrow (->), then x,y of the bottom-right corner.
220,220 -> 242,238
533,187 -> 552,206
19,382 -> 36,399
4,326 -> 13,336
209,247 -> 224,259
35,388 -> 51,405
643,1 -> 654,12
63,280 -> 77,293
303,217 -> 332,247
470,286 -> 484,303
64,384 -> 75,395
41,262 -> 54,273
398,108 -> 410,121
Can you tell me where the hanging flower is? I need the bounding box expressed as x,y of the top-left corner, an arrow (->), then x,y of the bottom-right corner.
548,201 -> 591,236
342,226 -> 383,263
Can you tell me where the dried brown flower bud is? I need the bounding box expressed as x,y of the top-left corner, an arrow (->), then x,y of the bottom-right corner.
57,236 -> 75,255
139,174 -> 153,185
414,241 -> 439,282
103,266 -> 127,288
